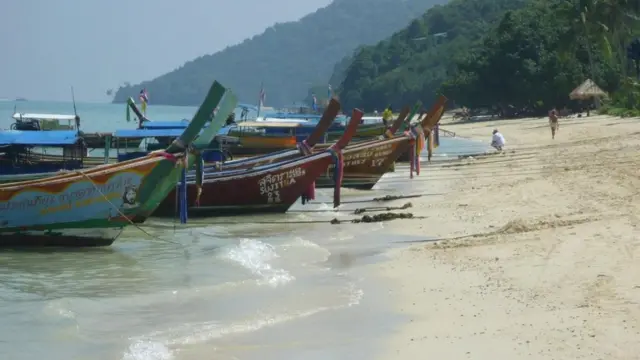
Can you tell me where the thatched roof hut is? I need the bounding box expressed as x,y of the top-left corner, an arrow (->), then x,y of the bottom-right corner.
569,79 -> 608,100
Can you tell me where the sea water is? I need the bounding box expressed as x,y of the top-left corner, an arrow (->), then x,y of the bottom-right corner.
0,101 -> 491,360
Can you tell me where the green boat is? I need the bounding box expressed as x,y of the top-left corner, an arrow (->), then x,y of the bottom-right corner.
0,80 -> 231,247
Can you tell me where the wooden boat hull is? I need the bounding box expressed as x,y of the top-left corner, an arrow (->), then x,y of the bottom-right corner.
225,135 -> 297,156
153,152 -> 335,217
327,123 -> 386,141
0,157 -> 168,246
224,123 -> 386,156
316,136 -> 411,190
0,228 -> 122,247
207,136 -> 410,191
0,80 -> 232,245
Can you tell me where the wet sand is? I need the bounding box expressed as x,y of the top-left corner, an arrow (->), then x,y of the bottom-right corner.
378,114 -> 640,359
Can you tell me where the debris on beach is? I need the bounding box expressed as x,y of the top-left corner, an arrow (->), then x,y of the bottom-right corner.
353,202 -> 412,214
330,212 -> 414,224
373,195 -> 405,202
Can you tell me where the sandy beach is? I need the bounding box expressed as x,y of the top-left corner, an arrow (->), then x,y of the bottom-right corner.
379,113 -> 640,359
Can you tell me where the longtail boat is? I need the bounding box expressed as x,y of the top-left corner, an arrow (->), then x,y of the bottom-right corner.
128,102 -> 382,157
311,95 -> 448,189
225,120 -> 385,155
396,95 -> 448,162
151,104 -> 363,217
10,112 -> 142,149
0,129 -> 87,179
0,81 -> 229,246
189,99 -> 414,192
229,96 -> 445,190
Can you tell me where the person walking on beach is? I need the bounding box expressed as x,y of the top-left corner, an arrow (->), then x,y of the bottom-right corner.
491,129 -> 505,152
548,107 -> 559,139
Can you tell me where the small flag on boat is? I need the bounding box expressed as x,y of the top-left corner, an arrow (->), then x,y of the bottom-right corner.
259,85 -> 266,108
139,88 -> 149,114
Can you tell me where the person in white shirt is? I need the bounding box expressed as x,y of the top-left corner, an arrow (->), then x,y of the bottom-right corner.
491,129 -> 505,151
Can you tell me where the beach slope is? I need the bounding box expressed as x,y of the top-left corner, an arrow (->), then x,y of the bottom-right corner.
380,114 -> 640,359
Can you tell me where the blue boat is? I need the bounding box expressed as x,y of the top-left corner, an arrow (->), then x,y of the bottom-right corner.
0,130 -> 86,179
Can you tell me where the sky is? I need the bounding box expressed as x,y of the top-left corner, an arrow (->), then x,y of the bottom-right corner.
0,0 -> 331,102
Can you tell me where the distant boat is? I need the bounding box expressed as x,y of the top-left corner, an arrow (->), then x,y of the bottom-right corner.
14,97 -> 27,102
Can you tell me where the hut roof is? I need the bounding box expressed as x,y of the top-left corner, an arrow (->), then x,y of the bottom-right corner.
569,79 -> 608,100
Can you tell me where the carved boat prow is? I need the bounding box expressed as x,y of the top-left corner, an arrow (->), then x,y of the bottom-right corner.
0,81 -> 229,246
303,98 -> 341,147
153,102 -> 366,216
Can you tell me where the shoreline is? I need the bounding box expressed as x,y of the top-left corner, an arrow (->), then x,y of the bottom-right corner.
376,113 -> 640,359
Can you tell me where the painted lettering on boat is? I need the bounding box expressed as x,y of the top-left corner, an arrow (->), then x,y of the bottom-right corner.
258,167 -> 306,203
328,143 -> 395,169
0,177 -> 133,214
39,191 -> 123,215
0,172 -> 143,228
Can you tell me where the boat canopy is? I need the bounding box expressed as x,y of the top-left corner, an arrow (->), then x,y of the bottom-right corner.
114,129 -> 186,138
0,130 -> 80,145
12,113 -> 77,121
140,119 -> 190,130
235,121 -> 312,128
261,113 -> 323,120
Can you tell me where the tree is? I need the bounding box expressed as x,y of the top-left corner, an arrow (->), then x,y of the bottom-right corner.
335,0 -> 529,111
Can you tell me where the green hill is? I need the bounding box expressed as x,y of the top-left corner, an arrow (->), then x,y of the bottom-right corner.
336,0 -> 634,114
335,0 -> 529,111
112,0 -> 445,106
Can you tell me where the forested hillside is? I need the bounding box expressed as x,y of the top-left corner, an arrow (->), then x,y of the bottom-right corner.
442,0 -> 635,114
335,0 -> 529,111
112,0 -> 445,106
336,0 -> 638,115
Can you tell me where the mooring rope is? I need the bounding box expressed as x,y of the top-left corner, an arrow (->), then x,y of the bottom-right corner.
305,193 -> 442,205
141,212 -> 423,227
74,163 -> 183,246
288,202 -> 413,214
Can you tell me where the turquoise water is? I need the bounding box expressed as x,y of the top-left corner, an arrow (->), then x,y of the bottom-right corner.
0,100 -> 198,133
0,100 -> 491,360
1,100 -> 492,160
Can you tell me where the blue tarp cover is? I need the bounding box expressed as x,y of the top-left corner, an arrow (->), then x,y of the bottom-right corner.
114,129 -> 186,138
0,130 -> 79,145
140,119 -> 190,129
115,127 -> 228,138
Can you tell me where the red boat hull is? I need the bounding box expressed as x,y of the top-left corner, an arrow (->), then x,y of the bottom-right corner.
154,153 -> 335,217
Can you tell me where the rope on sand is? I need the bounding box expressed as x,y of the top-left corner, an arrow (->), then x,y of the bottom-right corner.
143,212 -> 423,227
306,193 -> 445,205
288,202 -> 413,214
353,202 -> 412,214
330,212 -> 420,224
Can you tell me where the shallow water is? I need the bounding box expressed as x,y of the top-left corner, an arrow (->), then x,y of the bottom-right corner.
0,189 -> 404,360
0,100 -> 491,359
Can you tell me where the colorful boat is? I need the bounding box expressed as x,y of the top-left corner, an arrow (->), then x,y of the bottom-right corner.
0,129 -> 87,179
258,95 -> 445,190
10,112 -> 142,149
312,95 -> 448,189
0,80 -> 230,246
223,117 -> 385,156
184,100 -> 414,195
151,101 -> 354,217
396,95 -> 448,162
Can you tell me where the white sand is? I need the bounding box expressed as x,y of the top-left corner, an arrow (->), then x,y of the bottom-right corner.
378,114 -> 640,359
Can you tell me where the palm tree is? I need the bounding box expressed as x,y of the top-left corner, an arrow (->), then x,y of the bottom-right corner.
561,0 -> 639,76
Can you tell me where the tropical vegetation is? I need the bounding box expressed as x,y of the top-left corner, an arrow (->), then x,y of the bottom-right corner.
335,0 -> 640,116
